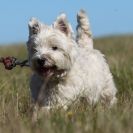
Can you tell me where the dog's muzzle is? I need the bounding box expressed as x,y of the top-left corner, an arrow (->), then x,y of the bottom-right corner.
37,58 -> 46,67
32,57 -> 67,78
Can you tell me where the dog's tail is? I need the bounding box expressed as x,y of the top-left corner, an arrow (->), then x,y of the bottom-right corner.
76,10 -> 93,49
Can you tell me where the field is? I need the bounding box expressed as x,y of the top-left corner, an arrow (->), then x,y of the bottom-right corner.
0,35 -> 133,133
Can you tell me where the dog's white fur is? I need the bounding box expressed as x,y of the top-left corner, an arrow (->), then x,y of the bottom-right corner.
27,10 -> 117,114
76,9 -> 93,49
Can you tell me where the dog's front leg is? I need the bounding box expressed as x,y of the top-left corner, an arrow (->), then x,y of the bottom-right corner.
32,104 -> 51,123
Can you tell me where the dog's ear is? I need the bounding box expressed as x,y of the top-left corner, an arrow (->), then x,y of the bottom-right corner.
53,13 -> 73,37
28,17 -> 41,36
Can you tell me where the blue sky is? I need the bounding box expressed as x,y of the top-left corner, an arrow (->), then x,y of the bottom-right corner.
0,0 -> 133,44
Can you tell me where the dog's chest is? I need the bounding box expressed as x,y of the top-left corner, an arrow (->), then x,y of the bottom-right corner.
43,79 -> 80,105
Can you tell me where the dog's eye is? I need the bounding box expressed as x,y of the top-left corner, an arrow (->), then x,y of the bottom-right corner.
52,46 -> 58,51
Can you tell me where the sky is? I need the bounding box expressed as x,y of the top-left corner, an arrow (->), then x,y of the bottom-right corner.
0,0 -> 133,44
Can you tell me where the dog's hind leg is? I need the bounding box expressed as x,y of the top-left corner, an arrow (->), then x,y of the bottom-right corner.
76,9 -> 93,49
100,78 -> 117,108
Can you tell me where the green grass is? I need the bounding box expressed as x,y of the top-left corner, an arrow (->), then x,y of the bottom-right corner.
0,35 -> 133,133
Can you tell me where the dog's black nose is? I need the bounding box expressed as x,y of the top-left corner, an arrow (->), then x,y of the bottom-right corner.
37,58 -> 45,66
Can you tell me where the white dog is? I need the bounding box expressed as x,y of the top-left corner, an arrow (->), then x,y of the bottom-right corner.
27,10 -> 117,117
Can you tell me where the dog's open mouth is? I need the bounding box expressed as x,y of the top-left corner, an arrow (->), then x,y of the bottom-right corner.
37,66 -> 67,78
38,66 -> 56,77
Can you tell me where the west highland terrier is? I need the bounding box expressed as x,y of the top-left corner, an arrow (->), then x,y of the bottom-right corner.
27,10 -> 117,119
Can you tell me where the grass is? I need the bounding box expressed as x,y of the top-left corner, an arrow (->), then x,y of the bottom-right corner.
0,35 -> 133,133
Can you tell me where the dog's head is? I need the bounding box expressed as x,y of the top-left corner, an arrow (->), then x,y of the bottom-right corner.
27,14 -> 77,79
